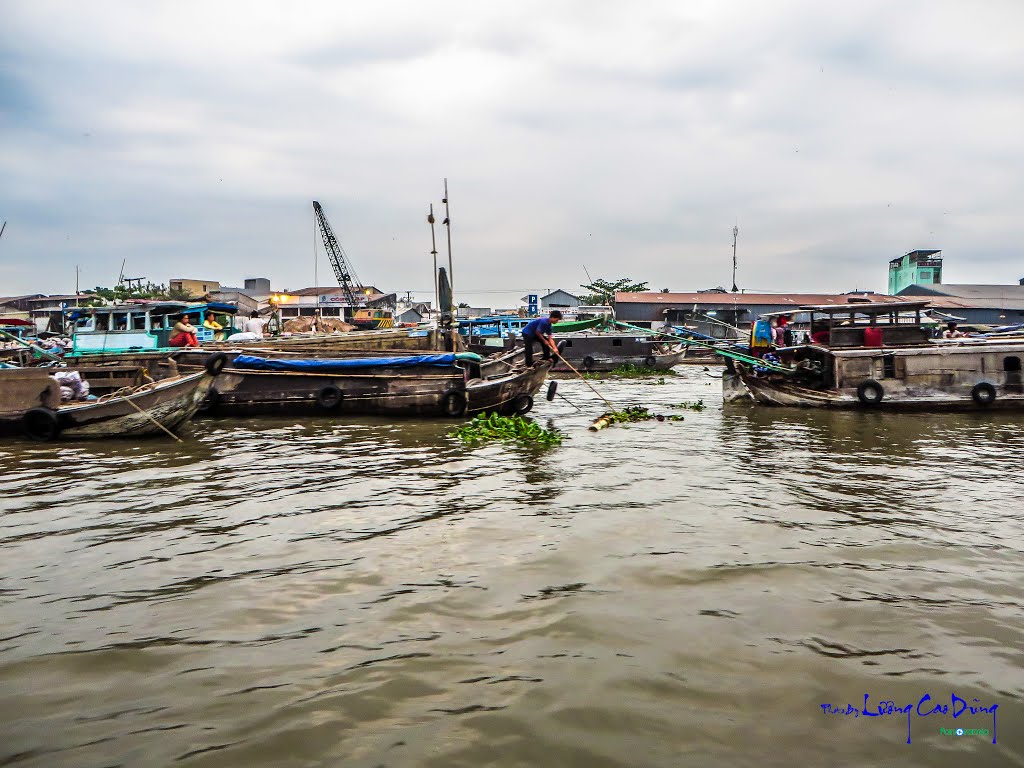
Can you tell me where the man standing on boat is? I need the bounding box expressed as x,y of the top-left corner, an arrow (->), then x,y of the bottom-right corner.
521,310 -> 562,367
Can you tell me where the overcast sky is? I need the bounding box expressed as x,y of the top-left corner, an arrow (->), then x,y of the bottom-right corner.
1,0 -> 1022,307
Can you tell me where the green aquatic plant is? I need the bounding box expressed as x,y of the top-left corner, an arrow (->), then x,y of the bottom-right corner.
582,365 -> 675,379
671,400 -> 706,411
590,405 -> 686,430
449,413 -> 566,447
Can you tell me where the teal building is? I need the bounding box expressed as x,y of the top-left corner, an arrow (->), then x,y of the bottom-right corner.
888,249 -> 942,294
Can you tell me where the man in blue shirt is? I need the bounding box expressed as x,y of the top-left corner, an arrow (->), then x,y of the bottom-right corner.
521,310 -> 562,366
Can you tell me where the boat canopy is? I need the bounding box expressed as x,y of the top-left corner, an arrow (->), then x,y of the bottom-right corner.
232,353 -> 483,371
796,300 -> 931,315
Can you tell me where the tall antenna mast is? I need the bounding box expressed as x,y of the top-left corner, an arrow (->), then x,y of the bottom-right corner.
731,225 -> 739,293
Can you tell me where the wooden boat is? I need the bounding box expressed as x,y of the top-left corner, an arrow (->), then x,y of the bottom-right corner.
734,300 -> 1024,410
201,351 -> 551,417
470,329 -> 683,372
0,364 -> 218,440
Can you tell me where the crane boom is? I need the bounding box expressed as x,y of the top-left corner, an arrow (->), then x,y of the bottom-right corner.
312,201 -> 361,312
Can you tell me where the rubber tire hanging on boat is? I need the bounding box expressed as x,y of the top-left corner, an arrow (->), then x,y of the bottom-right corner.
21,407 -> 61,442
546,381 -> 558,401
644,355 -> 657,368
856,379 -> 884,406
316,385 -> 343,409
556,340 -> 568,355
197,390 -> 220,413
583,356 -> 596,370
441,391 -> 467,417
971,382 -> 997,406
205,353 -> 228,377
512,395 -> 534,415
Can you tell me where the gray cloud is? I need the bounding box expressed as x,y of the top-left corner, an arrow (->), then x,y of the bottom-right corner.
1,0 -> 1022,307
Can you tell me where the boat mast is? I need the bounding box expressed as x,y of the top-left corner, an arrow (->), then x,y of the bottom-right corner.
427,205 -> 439,319
731,225 -> 739,293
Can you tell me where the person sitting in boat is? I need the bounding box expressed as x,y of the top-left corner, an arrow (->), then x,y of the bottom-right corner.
243,311 -> 267,339
810,321 -> 830,345
203,311 -> 223,331
203,310 -> 225,341
168,313 -> 199,347
521,310 -> 562,366
942,321 -> 966,339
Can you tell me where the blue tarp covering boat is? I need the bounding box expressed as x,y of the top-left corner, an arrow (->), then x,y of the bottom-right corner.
231,353 -> 482,372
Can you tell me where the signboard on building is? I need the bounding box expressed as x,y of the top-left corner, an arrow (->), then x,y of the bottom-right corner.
527,294 -> 538,314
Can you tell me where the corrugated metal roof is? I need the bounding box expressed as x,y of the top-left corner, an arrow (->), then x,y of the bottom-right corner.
901,284 -> 1024,309
614,292 -> 904,306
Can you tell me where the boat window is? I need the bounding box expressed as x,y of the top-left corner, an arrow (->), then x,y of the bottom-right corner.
95,315 -> 109,331
132,314 -> 147,330
111,312 -> 129,330
1005,357 -> 1022,372
612,339 -> 623,346
882,354 -> 896,379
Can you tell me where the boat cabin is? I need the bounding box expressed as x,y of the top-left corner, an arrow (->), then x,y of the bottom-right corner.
799,301 -> 934,348
351,308 -> 395,329
71,302 -> 239,353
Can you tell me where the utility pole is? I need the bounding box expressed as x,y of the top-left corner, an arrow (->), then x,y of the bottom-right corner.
731,225 -> 739,293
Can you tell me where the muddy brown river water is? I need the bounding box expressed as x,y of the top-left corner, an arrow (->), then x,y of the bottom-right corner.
1,368 -> 1022,767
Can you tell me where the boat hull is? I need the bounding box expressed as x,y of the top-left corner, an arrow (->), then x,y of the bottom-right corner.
740,370 -> 1024,410
1,371 -> 214,439
204,359 -> 551,418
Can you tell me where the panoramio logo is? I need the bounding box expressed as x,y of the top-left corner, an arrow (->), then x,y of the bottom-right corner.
939,727 -> 990,737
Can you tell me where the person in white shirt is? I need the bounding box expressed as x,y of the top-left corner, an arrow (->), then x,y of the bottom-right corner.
242,311 -> 267,338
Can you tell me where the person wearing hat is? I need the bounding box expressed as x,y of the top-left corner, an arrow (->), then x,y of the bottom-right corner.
521,310 -> 562,366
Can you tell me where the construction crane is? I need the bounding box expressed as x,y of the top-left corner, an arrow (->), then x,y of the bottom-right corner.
312,201 -> 361,312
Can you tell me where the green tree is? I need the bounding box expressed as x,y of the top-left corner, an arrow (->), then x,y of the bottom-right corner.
579,278 -> 649,306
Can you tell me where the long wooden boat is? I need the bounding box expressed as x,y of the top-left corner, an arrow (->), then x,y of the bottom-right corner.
0,366 -> 217,440
734,300 -> 1024,410
200,351 -> 551,417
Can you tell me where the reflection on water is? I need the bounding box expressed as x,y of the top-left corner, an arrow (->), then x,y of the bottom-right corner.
1,369 -> 1022,767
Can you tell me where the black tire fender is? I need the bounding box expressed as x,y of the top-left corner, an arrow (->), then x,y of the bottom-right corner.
644,355 -> 657,368
856,379 -> 884,406
205,352 -> 228,377
512,394 -> 534,415
316,385 -> 343,409
583,356 -> 596,370
556,340 -> 567,355
971,382 -> 996,406
197,389 -> 220,413
22,407 -> 61,441
441,391 -> 467,417
546,381 -> 558,401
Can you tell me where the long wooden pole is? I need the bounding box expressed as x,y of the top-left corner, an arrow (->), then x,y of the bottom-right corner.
546,342 -> 617,411
119,389 -> 184,442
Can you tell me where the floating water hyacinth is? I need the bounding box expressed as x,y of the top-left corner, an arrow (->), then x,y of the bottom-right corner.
671,400 -> 706,411
449,413 -> 566,447
589,406 -> 684,431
